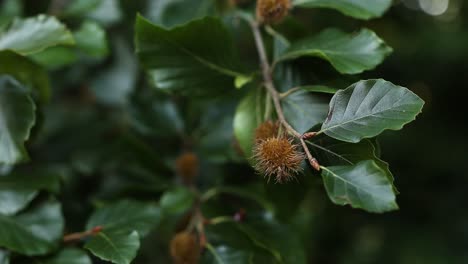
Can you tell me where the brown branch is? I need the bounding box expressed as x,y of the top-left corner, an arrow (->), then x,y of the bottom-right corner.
249,20 -> 320,171
63,226 -> 103,243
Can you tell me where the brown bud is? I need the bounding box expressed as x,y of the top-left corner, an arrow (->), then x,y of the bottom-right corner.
256,0 -> 291,24
175,152 -> 199,184
170,232 -> 200,264
253,137 -> 304,183
254,120 -> 280,142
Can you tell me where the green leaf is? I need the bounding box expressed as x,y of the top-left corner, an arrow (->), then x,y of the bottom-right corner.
29,46 -> 77,70
205,223 -> 276,263
135,15 -> 247,96
203,244 -> 253,264
86,200 -> 161,237
0,201 -> 64,256
63,0 -> 101,17
0,75 -> 36,164
277,28 -> 392,74
85,0 -> 122,27
210,214 -> 306,264
30,21 -> 108,69
0,14 -> 74,55
129,93 -> 184,137
321,160 -> 398,213
160,187 -> 195,214
309,137 -> 397,192
74,21 -> 108,58
319,79 -> 424,143
0,173 -> 61,215
0,51 -> 50,102
85,230 -> 139,264
233,87 -> 265,158
292,0 -> 393,20
145,0 -> 214,28
43,248 -> 91,264
90,37 -> 137,105
281,89 -> 330,134
0,249 -> 8,264
235,75 -> 253,89
238,215 -> 306,264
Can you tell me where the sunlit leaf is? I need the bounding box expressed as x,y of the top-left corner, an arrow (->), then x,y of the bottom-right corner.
0,14 -> 74,55
320,79 -> 424,142
0,201 -> 64,256
0,75 -> 36,164
277,28 -> 392,74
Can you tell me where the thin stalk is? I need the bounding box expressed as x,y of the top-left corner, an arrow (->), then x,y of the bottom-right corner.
248,20 -> 320,171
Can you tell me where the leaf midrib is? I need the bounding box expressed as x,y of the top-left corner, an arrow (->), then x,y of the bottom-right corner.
322,166 -> 388,204
139,19 -> 245,79
320,90 -> 414,134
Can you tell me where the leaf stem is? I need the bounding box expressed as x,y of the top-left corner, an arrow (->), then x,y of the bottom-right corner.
248,19 -> 320,171
63,226 -> 103,242
278,86 -> 301,99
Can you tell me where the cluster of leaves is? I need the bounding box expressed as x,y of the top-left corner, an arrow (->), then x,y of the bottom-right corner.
0,0 -> 424,263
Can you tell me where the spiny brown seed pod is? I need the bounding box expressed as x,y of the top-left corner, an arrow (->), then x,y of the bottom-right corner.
253,137 -> 304,183
175,152 -> 199,184
256,0 -> 291,24
170,232 -> 200,264
254,120 -> 280,142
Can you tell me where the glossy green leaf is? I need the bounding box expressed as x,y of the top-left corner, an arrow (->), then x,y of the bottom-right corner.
160,187 -> 195,214
0,173 -> 61,215
309,137 -> 397,192
0,190 -> 36,216
321,160 -> 398,213
0,14 -> 74,55
0,201 -> 64,256
320,79 -> 424,143
74,21 -> 108,58
135,15 -> 247,96
86,200 -> 161,237
85,230 -> 139,264
43,248 -> 91,264
233,87 -> 265,158
277,28 -> 392,74
0,75 -> 36,164
29,46 -> 77,70
292,0 -> 393,20
0,51 -> 50,102
145,0 -> 213,28
282,89 -> 330,134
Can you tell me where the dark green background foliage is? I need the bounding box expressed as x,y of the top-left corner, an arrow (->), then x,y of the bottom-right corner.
0,0 -> 466,263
